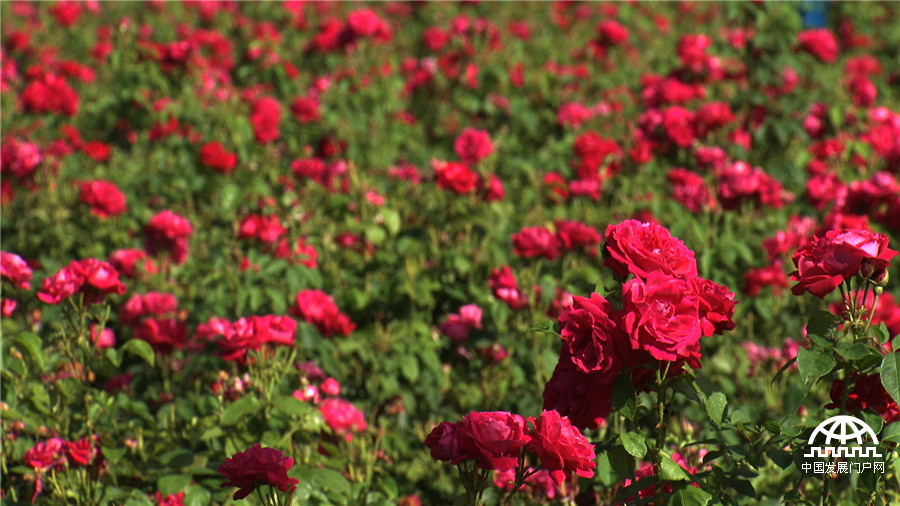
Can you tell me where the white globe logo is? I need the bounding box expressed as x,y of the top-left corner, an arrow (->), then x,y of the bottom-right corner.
803,415 -> 883,459
808,415 -> 879,446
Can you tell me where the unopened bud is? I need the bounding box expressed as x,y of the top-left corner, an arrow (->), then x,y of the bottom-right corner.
874,269 -> 889,287
859,260 -> 875,279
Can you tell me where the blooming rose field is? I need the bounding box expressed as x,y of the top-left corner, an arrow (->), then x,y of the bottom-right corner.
2,1 -> 900,505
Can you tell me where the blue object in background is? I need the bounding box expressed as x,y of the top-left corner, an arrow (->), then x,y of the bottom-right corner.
799,1 -> 830,29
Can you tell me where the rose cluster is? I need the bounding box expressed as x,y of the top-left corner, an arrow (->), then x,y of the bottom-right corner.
24,435 -> 102,503
194,314 -> 296,364
118,291 -> 187,354
544,220 -> 737,429
37,258 -> 126,306
425,409 -> 595,486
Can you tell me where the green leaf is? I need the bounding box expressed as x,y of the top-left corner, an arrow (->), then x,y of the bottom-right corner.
7,332 -> 45,372
381,209 -> 401,235
401,357 -> 420,383
272,396 -> 314,417
796,347 -> 835,382
658,450 -> 690,481
706,392 -> 727,427
835,342 -> 871,360
183,485 -> 211,506
612,373 -> 637,421
219,184 -> 240,214
122,339 -> 156,367
620,432 -> 648,459
806,311 -> 838,339
730,409 -> 752,425
221,395 -> 261,426
668,484 -> 712,506
882,352 -> 900,405
104,347 -> 122,368
882,422 -> 900,443
157,475 -> 192,496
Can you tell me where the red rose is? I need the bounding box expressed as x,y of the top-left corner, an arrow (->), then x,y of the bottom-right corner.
489,266 -> 528,310
558,293 -> 628,376
108,248 -> 156,278
90,324 -> 116,349
290,95 -> 321,123
457,411 -> 528,472
23,438 -> 66,471
454,128 -> 494,164
526,410 -> 596,485
81,141 -> 111,162
596,20 -> 629,45
743,263 -> 789,297
320,397 -> 367,441
80,180 -> 127,218
145,210 -> 193,264
790,229 -> 897,298
135,318 -> 187,354
65,435 -> 100,467
621,272 -> 702,365
217,444 -> 299,500
1,251 -> 32,289
797,29 -> 839,63
668,168 -> 716,212
555,220 -> 601,253
292,289 -> 356,337
38,259 -> 125,305
603,220 -> 698,279
690,277 -> 737,337
249,97 -> 281,144
199,142 -> 237,173
512,226 -> 560,259
433,160 -> 479,195
662,106 -> 696,148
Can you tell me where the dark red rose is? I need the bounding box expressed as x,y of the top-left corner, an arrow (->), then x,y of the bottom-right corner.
558,293 -> 628,376
80,180 -> 127,218
512,226 -> 561,259
790,229 -> 897,298
217,444 -> 299,500
662,106 -> 696,148
828,373 -> 899,423
620,272 -> 702,365
433,160 -> 479,195
457,411 -> 528,472
526,410 -> 596,485
603,220 -> 698,279
543,359 -> 612,430
425,421 -> 466,462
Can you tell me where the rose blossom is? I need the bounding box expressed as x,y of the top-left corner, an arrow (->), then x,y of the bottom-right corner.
526,410 -> 596,485
454,127 -> 493,164
603,220 -> 698,279
791,229 -> 897,298
620,272 -> 702,366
